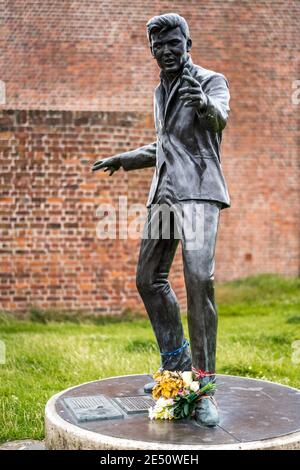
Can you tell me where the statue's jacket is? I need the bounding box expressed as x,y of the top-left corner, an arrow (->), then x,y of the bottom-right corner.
120,57 -> 231,210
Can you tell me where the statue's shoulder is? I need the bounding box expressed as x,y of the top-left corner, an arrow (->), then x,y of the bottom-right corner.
191,63 -> 229,88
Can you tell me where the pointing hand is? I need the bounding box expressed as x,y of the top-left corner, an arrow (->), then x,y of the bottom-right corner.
178,67 -> 208,111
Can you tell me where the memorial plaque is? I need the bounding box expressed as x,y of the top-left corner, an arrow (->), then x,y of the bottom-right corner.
113,396 -> 156,415
63,395 -> 124,422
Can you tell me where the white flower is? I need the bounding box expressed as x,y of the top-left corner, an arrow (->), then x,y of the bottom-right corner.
156,397 -> 173,406
148,407 -> 156,420
189,381 -> 200,392
149,397 -> 175,420
182,371 -> 193,386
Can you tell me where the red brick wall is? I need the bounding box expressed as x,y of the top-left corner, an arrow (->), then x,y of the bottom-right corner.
0,109 -> 188,314
0,1 -> 299,314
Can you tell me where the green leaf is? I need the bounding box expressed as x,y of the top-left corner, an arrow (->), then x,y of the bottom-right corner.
188,392 -> 197,401
184,403 -> 189,416
198,382 -> 216,396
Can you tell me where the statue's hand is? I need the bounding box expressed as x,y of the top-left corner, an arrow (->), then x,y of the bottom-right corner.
92,156 -> 121,176
178,67 -> 208,112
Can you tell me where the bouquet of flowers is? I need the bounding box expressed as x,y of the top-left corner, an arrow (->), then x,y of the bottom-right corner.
149,370 -> 215,421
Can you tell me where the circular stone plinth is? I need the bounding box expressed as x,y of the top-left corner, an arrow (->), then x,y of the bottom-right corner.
45,374 -> 300,450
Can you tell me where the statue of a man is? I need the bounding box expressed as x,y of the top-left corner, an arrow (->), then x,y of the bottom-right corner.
92,13 -> 230,427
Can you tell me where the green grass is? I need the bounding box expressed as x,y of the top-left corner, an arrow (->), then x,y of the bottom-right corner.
0,274 -> 299,444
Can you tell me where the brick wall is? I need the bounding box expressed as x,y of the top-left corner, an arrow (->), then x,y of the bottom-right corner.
0,109 -> 183,314
0,1 -> 299,314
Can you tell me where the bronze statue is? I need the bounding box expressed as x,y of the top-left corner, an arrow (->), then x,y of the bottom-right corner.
92,13 -> 230,427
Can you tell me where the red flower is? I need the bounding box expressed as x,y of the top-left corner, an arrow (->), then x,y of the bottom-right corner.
192,367 -> 215,380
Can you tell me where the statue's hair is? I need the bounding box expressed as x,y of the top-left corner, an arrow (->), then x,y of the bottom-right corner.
146,13 -> 190,43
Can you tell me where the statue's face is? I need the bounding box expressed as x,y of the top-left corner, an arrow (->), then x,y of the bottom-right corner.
151,26 -> 190,76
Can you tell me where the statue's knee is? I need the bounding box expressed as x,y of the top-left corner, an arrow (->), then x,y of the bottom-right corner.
136,271 -> 151,294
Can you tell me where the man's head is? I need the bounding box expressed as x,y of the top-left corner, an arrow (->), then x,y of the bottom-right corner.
147,13 -> 192,77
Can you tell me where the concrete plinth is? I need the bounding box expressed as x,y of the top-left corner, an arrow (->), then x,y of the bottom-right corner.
45,374 -> 300,450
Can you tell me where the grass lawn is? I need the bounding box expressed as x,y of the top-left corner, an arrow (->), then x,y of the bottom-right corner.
0,274 -> 299,444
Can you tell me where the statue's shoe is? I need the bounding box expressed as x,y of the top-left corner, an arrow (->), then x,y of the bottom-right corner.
143,381 -> 156,394
194,396 -> 219,427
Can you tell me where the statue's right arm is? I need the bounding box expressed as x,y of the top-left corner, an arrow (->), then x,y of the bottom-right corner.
92,141 -> 157,175
120,141 -> 157,171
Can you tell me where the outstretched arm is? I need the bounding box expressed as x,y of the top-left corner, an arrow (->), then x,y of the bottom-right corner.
92,142 -> 157,175
121,142 -> 157,171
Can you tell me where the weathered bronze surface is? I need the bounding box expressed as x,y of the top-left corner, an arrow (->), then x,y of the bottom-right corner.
92,13 -> 232,426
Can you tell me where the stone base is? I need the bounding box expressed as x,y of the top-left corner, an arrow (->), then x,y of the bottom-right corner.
45,374 -> 300,450
0,440 -> 45,450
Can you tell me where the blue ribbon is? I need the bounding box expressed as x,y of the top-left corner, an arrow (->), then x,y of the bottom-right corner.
160,339 -> 189,357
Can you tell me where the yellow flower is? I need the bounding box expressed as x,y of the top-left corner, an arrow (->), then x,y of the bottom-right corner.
152,370 -> 184,400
